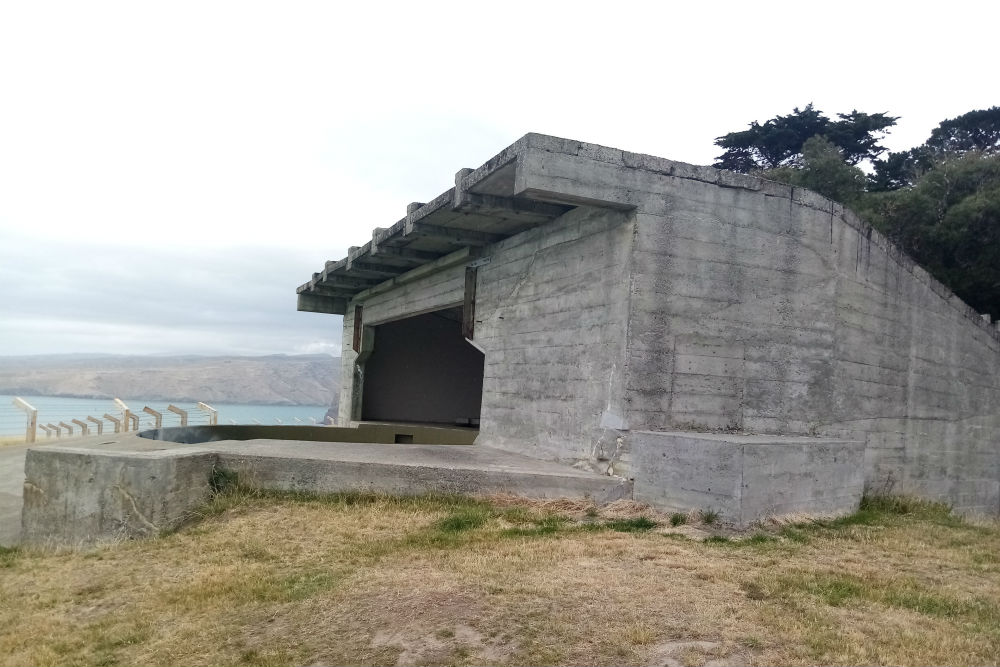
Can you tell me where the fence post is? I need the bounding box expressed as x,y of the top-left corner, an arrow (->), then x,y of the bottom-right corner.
39,424 -> 52,438
48,423 -> 61,437
71,418 -> 90,436
143,406 -> 163,428
103,413 -> 121,433
59,421 -> 74,436
196,402 -> 218,426
167,405 -> 188,427
127,413 -> 139,431
12,397 -> 38,444
86,416 -> 103,435
113,398 -> 131,432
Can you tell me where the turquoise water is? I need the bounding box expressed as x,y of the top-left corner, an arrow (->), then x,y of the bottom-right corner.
0,395 -> 333,438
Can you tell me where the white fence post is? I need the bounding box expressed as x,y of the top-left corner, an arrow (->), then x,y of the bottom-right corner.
196,402 -> 218,426
12,397 -> 38,444
39,424 -> 53,438
48,423 -> 61,437
113,398 -> 131,432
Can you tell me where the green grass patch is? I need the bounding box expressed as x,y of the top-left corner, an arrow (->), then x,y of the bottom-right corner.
669,512 -> 687,527
603,516 -> 658,533
0,545 -> 20,568
774,570 -> 1000,626
502,515 -> 565,538
435,508 -> 490,533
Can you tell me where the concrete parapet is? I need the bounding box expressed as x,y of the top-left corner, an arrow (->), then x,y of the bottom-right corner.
19,436 -> 631,546
21,446 -> 217,546
631,432 -> 865,527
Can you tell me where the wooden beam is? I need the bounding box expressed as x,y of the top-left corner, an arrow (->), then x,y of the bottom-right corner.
463,266 -> 478,339
352,305 -> 363,353
71,418 -> 89,436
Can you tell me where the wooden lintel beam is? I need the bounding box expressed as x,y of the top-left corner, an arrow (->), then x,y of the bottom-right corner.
405,223 -> 504,247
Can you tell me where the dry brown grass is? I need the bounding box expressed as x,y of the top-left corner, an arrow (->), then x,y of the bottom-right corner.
1,491 -> 999,666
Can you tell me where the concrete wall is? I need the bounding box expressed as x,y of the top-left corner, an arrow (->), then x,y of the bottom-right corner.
631,431 -> 866,527
600,154 -> 1000,513
335,134 -> 1000,514
340,205 -> 634,465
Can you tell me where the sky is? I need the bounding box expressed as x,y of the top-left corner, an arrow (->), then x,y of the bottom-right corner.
0,0 -> 996,357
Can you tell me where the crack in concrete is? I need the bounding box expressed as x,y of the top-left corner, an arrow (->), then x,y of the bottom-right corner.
113,485 -> 158,534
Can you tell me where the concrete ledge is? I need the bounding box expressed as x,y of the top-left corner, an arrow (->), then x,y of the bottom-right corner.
631,432 -> 865,527
19,436 -> 631,546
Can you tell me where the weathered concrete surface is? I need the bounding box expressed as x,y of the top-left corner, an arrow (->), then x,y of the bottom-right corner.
20,432 -> 631,546
631,432 -> 866,527
325,133 -> 1000,515
0,443 -> 34,546
22,446 -> 217,547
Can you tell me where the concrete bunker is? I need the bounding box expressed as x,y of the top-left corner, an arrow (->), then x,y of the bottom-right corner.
19,133 -> 1000,547
359,307 -> 484,427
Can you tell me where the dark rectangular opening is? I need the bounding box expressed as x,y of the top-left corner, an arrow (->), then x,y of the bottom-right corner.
361,307 -> 485,426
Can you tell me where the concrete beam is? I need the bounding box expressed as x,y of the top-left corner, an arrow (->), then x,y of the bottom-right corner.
297,292 -> 347,315
403,223 -> 504,247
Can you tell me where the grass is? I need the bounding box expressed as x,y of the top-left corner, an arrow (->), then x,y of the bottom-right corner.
1,491 -> 1000,666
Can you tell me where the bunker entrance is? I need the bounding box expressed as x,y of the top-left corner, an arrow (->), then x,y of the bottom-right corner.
360,307 -> 484,427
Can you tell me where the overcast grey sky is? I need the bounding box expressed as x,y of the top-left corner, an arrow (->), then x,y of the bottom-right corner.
1,1 -> 995,356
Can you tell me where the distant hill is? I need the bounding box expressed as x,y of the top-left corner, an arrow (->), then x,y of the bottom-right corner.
0,354 -> 341,406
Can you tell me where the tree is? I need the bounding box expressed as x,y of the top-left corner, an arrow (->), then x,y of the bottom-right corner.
869,107 -> 1000,192
713,104 -> 898,172
860,152 -> 1000,319
764,136 -> 867,205
925,106 -> 1000,156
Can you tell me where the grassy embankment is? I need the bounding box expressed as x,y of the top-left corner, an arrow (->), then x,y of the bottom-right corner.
1,489 -> 999,666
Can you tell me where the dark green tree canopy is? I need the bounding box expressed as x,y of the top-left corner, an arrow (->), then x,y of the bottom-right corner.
926,106 -> 1000,156
713,104 -> 898,172
869,107 -> 1000,192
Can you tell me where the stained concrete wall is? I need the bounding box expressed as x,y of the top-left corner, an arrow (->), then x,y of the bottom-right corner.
340,205 -> 634,464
